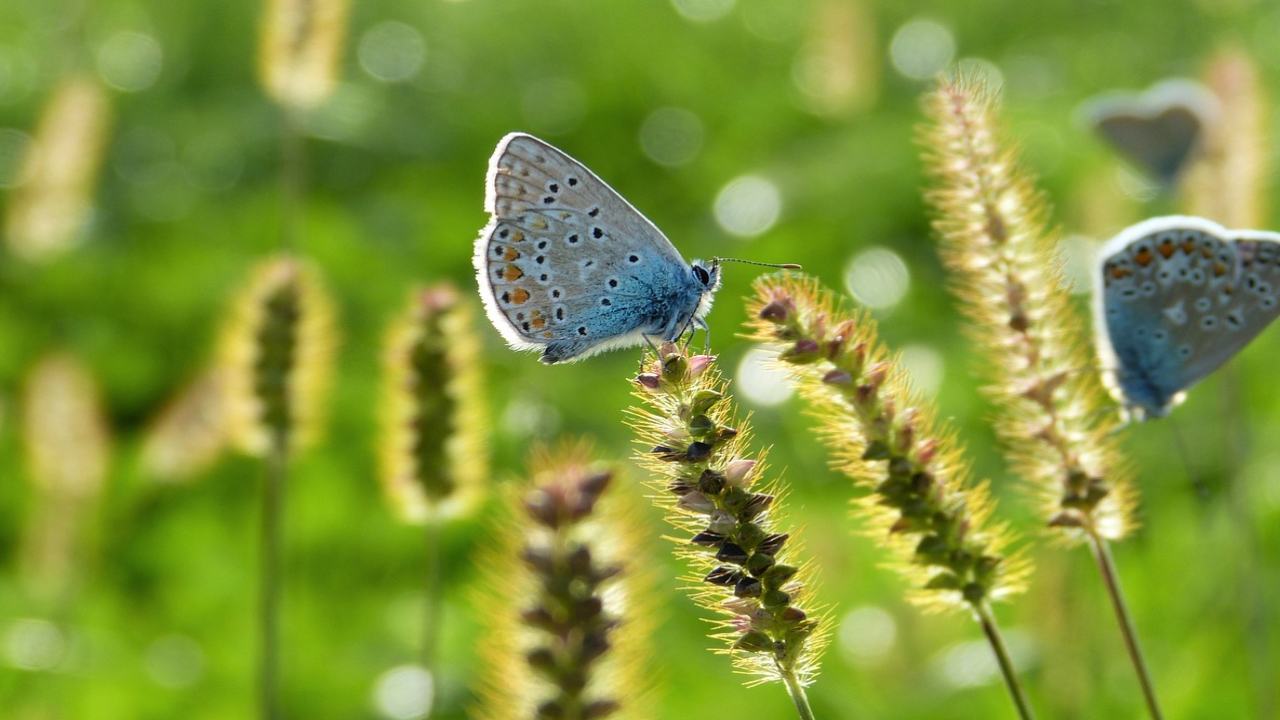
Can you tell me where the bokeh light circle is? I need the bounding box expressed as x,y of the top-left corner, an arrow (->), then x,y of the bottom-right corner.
714,174 -> 782,238
844,247 -> 910,310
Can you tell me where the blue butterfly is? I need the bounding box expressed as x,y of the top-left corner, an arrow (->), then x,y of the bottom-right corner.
475,132 -> 751,364
1094,215 -> 1280,420
1081,80 -> 1219,186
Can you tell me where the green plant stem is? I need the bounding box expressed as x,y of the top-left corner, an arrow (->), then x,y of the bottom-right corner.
259,447 -> 288,720
1086,533 -> 1163,720
422,518 -> 443,696
777,663 -> 818,720
974,603 -> 1035,720
279,105 -> 304,253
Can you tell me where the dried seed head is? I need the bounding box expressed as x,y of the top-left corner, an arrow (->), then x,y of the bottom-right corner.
258,0 -> 351,108
379,284 -> 487,523
220,254 -> 336,457
920,73 -> 1137,543
746,275 -> 1029,613
628,345 -> 829,687
5,74 -> 111,262
20,353 -> 113,599
474,442 -> 656,720
139,367 -> 229,483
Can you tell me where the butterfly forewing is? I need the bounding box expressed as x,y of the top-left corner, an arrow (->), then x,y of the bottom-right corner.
1097,216 -> 1280,414
475,133 -> 699,362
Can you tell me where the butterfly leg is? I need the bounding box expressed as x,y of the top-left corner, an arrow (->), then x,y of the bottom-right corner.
695,317 -> 711,354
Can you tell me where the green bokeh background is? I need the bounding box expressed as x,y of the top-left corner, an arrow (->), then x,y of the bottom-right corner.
2,0 -> 1279,718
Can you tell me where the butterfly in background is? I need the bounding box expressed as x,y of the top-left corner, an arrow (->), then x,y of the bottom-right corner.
474,132 -> 794,364
1093,215 -> 1280,420
1080,79 -> 1219,186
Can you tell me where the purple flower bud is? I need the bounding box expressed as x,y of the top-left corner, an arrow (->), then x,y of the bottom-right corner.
635,373 -> 660,390
724,458 -> 757,487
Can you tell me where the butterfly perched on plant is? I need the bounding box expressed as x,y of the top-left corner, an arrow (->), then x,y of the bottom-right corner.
1081,79 -> 1219,186
474,132 -> 794,364
1094,215 -> 1280,420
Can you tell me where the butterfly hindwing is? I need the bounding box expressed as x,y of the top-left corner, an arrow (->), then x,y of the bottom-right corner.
475,133 -> 702,363
1095,216 -> 1280,416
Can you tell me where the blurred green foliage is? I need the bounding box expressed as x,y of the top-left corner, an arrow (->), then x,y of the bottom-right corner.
2,0 -> 1280,718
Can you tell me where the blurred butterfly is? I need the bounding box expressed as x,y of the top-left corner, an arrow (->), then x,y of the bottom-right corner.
1081,79 -> 1219,186
1093,215 -> 1280,420
474,132 -> 795,364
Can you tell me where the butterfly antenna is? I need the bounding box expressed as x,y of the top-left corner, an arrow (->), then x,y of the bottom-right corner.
714,257 -> 802,270
1168,417 -> 1210,501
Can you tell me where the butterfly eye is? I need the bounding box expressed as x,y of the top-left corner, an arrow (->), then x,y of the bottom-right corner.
693,265 -> 710,285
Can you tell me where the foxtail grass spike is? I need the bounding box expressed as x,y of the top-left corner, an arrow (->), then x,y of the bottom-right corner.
473,442 -> 656,720
221,254 -> 336,458
139,367 -> 229,483
920,76 -> 1161,719
5,74 -> 111,263
20,353 -> 113,601
747,275 -> 1036,718
629,344 -> 829,708
379,284 -> 487,523
1184,48 -> 1268,229
920,73 -> 1137,543
258,0 -> 350,109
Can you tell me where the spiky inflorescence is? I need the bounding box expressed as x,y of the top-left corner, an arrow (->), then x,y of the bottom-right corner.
20,353 -> 113,599
474,444 -> 656,720
139,367 -> 229,483
258,0 -> 350,109
920,75 -> 1136,543
1184,47 -> 1268,229
746,276 -> 1029,613
220,254 -> 336,458
629,344 -> 828,687
5,74 -> 111,263
378,284 -> 487,523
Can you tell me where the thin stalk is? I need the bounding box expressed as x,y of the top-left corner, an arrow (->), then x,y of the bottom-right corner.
279,105 -> 304,252
259,445 -> 288,720
421,518 -> 443,691
777,663 -> 819,720
975,604 -> 1035,720
1086,533 -> 1163,720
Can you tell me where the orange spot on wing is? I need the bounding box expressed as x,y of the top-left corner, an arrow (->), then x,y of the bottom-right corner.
531,316 -> 547,329
1158,240 -> 1175,258
1111,267 -> 1132,280
504,247 -> 520,261
1214,262 -> 1228,277
510,288 -> 530,304
1135,249 -> 1154,266
511,231 -> 525,242
1182,240 -> 1196,254
1202,247 -> 1214,258
503,265 -> 523,281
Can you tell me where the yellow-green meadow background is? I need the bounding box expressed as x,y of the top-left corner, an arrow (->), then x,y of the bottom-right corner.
1,0 -> 1278,718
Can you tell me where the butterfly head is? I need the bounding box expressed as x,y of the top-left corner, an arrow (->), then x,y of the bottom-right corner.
690,259 -> 722,321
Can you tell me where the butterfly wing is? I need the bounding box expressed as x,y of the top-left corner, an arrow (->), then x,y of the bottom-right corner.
474,133 -> 699,364
1094,215 -> 1280,417
1084,80 -> 1217,185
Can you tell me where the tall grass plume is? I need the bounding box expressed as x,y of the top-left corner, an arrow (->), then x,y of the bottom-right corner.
218,253 -> 336,719
920,74 -> 1136,542
20,353 -> 112,603
221,254 -> 336,458
258,0 -> 350,109
629,344 -> 827,720
379,283 -> 486,523
473,443 -> 656,720
920,75 -> 1159,718
139,367 -> 229,483
5,74 -> 111,262
746,275 -> 1034,719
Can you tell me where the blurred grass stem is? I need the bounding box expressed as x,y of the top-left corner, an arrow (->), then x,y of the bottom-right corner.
259,445 -> 288,720
976,604 -> 1035,720
1087,533 -> 1162,720
279,106 -> 304,252
422,518 -> 443,710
